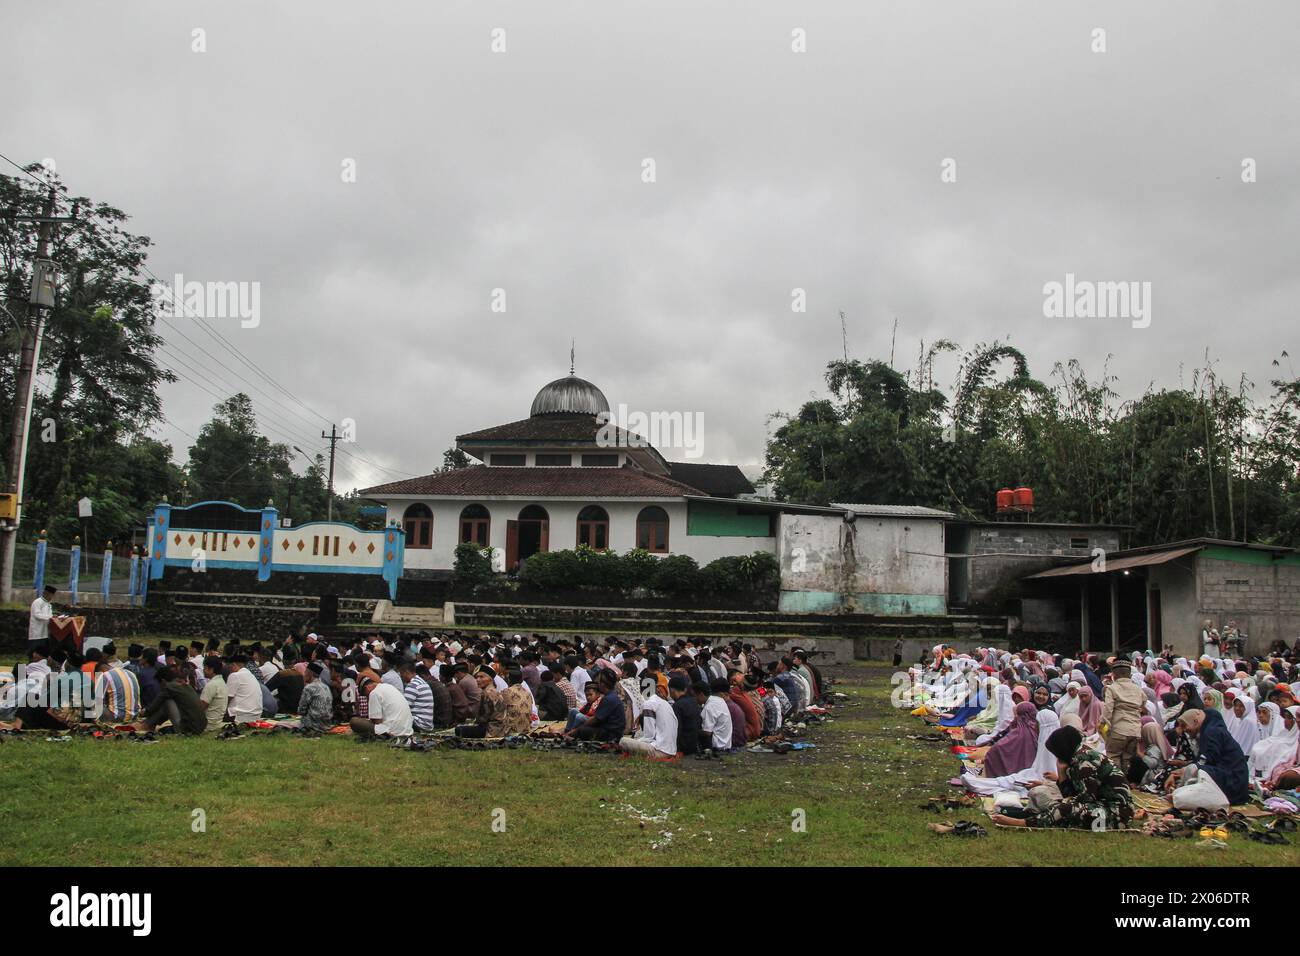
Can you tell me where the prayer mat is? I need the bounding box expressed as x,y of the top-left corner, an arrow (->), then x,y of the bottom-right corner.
1132,792 -> 1173,814
50,616 -> 86,652
991,821 -> 1146,833
980,796 -> 1146,832
1135,792 -> 1273,818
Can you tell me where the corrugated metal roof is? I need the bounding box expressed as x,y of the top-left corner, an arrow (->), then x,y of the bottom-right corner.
831,503 -> 956,519
1027,545 -> 1202,578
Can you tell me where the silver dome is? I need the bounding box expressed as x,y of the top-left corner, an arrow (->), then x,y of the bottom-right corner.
530,374 -> 610,417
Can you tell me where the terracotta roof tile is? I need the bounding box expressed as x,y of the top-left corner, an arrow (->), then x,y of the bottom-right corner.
457,414 -> 634,444
361,466 -> 704,499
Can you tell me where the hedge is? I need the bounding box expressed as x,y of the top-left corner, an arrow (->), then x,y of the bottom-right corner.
515,546 -> 779,595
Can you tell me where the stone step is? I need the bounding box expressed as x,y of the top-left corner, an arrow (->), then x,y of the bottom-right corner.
372,601 -> 444,627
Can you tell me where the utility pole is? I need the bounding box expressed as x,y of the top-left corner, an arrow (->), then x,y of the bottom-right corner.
322,424 -> 340,521
0,187 -> 70,604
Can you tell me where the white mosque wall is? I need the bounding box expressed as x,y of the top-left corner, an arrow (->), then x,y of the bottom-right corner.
382,497 -> 774,571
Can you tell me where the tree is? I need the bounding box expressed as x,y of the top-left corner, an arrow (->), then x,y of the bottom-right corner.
763,341 -> 1300,547
442,447 -> 471,470
0,167 -> 176,546
186,394 -> 294,507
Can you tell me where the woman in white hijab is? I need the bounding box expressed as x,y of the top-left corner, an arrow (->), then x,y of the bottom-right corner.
973,681 -> 1015,745
1256,701 -> 1282,740
961,709 -> 1061,796
1054,681 -> 1082,719
1249,705 -> 1299,784
1228,696 -> 1261,755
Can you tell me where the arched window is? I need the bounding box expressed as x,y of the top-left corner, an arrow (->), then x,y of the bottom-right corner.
636,506 -> 669,553
459,504 -> 490,546
576,505 -> 610,550
403,503 -> 433,549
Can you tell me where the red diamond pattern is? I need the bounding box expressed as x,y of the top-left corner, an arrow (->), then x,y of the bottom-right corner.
297,540 -> 305,551
232,537 -> 241,549
173,533 -> 181,545
281,539 -> 289,550
348,542 -> 357,553
187,534 -> 196,546
248,537 -> 255,549
367,542 -> 375,554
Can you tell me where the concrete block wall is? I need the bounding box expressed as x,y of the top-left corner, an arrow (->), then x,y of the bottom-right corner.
968,525 -> 1120,604
1196,558 -> 1300,654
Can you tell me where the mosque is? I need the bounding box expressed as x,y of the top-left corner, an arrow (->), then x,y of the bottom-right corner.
360,370 -> 777,574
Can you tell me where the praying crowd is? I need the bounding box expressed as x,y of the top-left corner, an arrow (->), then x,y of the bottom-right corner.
904,643 -> 1300,834
0,630 -> 834,760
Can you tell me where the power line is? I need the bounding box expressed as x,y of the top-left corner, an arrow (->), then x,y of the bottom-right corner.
0,152 -> 55,191
141,263 -> 417,481
151,309 -> 331,436
142,263 -> 331,427
157,338 -> 410,482
4,154 -> 419,487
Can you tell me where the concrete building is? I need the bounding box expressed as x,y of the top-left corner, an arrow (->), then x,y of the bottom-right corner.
1024,538 -> 1300,658
945,520 -> 1126,633
777,504 -> 953,614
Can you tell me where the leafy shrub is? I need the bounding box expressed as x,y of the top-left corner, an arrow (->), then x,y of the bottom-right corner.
517,547 -> 777,594
700,551 -> 781,593
620,548 -> 660,589
648,554 -> 702,592
573,544 -> 625,589
453,542 -> 496,586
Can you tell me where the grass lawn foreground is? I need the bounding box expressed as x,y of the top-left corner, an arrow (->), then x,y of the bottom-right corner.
2,662 -> 1296,866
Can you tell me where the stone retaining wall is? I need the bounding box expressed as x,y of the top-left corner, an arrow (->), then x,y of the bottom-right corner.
0,605 -> 323,656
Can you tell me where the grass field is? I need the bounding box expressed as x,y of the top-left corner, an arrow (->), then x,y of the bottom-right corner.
2,662 -> 1297,866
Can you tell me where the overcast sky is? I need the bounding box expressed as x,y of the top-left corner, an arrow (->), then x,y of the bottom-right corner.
3,1 -> 1297,492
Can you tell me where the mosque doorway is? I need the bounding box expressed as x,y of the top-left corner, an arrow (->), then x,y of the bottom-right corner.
506,505 -> 550,572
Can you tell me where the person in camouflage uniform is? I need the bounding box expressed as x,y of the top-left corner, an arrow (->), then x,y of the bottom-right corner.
991,726 -> 1134,830
1033,726 -> 1133,829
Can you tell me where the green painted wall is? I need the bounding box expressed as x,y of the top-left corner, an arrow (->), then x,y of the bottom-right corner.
1201,546 -> 1300,567
687,501 -> 771,537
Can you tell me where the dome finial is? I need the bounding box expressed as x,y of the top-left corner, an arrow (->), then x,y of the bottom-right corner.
569,339 -> 575,375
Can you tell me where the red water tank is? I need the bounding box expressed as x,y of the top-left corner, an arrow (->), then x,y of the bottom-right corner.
1013,486 -> 1035,512
995,488 -> 1014,514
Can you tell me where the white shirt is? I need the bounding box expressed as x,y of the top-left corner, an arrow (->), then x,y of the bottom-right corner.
570,666 -> 590,700
28,597 -> 53,643
367,682 -> 413,737
225,667 -> 263,723
259,661 -> 278,682
700,695 -> 733,750
640,694 -> 679,756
